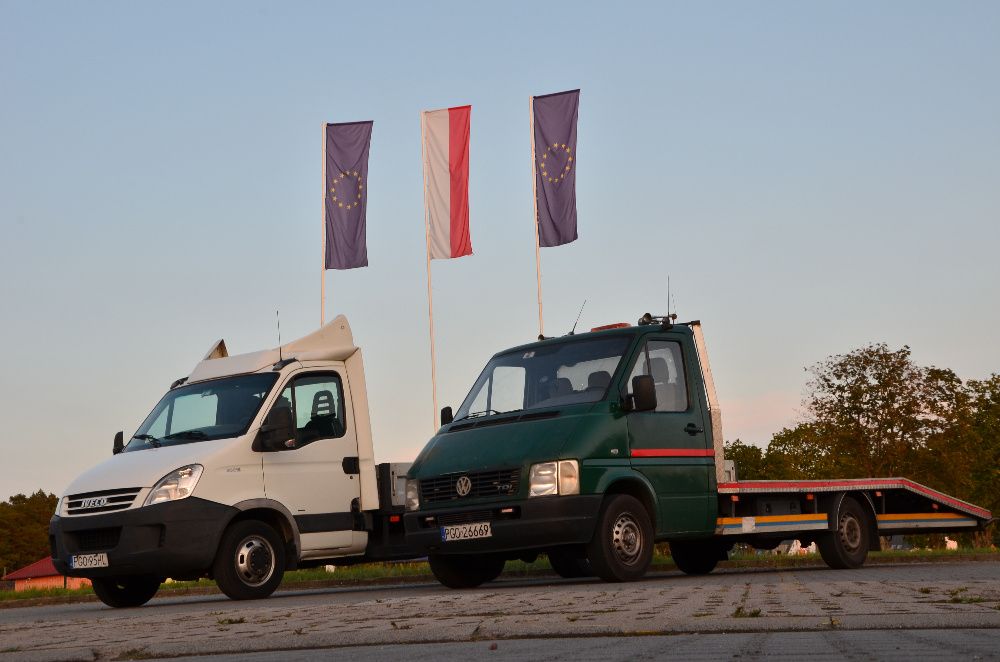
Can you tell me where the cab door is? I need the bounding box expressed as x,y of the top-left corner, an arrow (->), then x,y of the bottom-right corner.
625,336 -> 714,535
261,370 -> 362,554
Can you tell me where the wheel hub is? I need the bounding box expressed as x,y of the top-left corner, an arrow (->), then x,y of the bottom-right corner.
839,513 -> 862,552
611,512 -> 643,566
235,535 -> 275,587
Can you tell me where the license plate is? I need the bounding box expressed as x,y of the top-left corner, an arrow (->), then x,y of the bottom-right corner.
441,521 -> 493,542
71,553 -> 109,569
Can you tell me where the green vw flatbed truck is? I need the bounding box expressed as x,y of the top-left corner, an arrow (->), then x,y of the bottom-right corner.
403,314 -> 992,588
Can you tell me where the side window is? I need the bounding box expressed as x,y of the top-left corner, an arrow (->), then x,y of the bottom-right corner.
272,373 -> 346,447
628,340 -> 688,412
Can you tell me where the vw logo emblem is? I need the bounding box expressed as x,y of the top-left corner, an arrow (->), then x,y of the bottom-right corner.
455,476 -> 472,497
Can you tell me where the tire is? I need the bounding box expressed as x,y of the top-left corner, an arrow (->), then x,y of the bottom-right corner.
586,494 -> 654,582
91,575 -> 161,608
818,496 -> 871,569
212,519 -> 286,600
670,540 -> 720,575
427,554 -> 506,589
547,547 -> 593,579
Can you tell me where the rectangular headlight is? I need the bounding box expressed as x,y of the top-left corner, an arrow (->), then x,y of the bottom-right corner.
405,478 -> 420,512
529,461 -> 558,497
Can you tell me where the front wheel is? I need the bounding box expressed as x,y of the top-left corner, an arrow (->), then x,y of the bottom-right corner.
428,554 -> 505,589
212,520 -> 286,600
818,496 -> 871,569
91,575 -> 162,608
586,494 -> 654,582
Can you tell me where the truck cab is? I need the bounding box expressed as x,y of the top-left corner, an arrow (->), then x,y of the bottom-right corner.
50,316 -> 413,607
404,316 -> 721,586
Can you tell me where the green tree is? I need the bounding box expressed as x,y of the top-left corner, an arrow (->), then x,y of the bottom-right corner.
723,439 -> 767,480
0,491 -> 57,576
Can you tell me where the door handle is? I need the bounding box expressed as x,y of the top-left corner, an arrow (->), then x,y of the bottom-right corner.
684,423 -> 704,436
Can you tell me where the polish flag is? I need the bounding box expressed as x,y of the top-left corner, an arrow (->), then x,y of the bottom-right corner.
421,105 -> 472,259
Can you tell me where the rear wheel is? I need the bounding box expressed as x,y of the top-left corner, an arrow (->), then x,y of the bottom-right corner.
213,520 -> 286,600
547,547 -> 593,579
818,496 -> 871,569
428,554 -> 506,589
586,494 -> 654,582
91,575 -> 162,608
670,540 -> 720,575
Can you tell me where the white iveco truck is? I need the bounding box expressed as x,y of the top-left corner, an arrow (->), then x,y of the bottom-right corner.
50,316 -> 415,607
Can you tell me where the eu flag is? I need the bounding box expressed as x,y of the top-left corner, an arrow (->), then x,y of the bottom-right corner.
324,121 -> 373,269
532,90 -> 579,247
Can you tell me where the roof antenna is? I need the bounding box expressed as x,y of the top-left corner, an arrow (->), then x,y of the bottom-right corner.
276,310 -> 283,361
568,299 -> 587,335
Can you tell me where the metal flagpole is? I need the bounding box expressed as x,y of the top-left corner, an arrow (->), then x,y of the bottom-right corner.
420,112 -> 440,432
321,122 -> 327,327
529,96 -> 544,338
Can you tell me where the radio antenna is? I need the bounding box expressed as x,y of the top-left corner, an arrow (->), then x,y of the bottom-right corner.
276,310 -> 282,361
569,299 -> 587,335
667,276 -> 671,318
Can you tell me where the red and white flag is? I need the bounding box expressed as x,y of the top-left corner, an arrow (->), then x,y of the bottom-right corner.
421,105 -> 472,259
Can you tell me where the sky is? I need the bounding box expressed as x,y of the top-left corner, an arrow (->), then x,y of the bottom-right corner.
1,1 -> 998,500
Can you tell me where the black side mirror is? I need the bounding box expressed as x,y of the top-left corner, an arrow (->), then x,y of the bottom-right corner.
440,406 -> 454,426
254,407 -> 296,452
631,375 -> 657,412
113,431 -> 124,455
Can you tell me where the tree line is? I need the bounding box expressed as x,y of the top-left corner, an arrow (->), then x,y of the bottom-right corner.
726,343 -> 999,546
0,491 -> 57,577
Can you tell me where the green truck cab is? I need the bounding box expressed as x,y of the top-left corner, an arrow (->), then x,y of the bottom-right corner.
404,313 -> 993,589
403,314 -> 723,586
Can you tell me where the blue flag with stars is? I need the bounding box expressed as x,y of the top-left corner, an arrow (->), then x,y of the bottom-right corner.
324,121 -> 372,269
533,90 -> 579,247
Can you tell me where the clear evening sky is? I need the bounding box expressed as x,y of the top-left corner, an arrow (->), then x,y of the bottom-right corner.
1,2 -> 998,500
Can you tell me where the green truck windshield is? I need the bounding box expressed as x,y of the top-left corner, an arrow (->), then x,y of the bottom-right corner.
454,335 -> 632,420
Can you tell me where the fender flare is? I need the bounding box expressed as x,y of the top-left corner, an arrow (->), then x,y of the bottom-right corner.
591,467 -> 659,527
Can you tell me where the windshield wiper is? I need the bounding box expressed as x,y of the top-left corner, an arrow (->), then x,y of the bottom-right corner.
453,409 -> 502,423
164,430 -> 209,440
131,434 -> 161,448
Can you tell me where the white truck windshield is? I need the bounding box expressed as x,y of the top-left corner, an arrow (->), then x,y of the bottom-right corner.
125,373 -> 278,451
454,336 -> 632,421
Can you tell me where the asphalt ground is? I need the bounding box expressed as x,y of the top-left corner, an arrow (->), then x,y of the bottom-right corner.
1,562 -> 998,661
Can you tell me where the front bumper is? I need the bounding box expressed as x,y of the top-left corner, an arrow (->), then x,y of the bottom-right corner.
50,497 -> 237,579
404,494 -> 602,556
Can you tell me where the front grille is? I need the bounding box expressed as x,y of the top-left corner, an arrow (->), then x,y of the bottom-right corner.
66,488 -> 142,515
71,527 -> 122,552
436,510 -> 493,526
420,469 -> 520,503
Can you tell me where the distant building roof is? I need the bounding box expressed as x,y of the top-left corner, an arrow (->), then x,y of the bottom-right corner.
3,557 -> 59,581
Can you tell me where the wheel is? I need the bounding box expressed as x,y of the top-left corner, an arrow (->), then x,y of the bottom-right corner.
212,520 -> 286,600
670,540 -> 720,575
547,547 -> 593,579
91,575 -> 161,608
427,554 -> 505,589
818,496 -> 871,569
586,494 -> 654,582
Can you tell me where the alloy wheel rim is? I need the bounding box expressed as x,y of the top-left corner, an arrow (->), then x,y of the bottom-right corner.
234,535 -> 275,587
611,512 -> 643,566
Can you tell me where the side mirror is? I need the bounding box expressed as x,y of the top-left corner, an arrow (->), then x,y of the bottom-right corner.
440,406 -> 454,426
254,407 -> 296,452
113,431 -> 124,455
631,375 -> 657,412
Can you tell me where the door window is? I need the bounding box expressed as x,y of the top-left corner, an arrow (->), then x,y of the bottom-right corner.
628,340 -> 688,412
273,373 -> 346,446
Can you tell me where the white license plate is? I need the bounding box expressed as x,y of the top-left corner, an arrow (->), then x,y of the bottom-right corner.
70,553 -> 109,569
441,521 -> 493,542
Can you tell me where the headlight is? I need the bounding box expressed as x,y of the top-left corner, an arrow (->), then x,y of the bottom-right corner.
144,465 -> 203,506
405,478 -> 420,512
529,460 -> 579,497
54,497 -> 63,516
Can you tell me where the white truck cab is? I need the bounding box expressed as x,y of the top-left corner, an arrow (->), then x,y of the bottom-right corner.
50,316 -> 415,607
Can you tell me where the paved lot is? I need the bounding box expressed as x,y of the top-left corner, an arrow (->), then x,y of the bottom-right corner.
1,562 -> 998,661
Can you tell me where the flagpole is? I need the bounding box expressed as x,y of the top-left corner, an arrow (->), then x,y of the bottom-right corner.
321,122 -> 327,327
420,112 -> 440,432
529,96 -> 544,339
